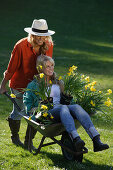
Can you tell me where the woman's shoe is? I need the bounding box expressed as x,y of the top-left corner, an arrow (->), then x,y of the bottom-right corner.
93,135 -> 109,152
73,136 -> 85,152
7,118 -> 24,147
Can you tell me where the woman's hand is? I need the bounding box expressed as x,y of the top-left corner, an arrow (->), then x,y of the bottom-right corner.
0,86 -> 6,94
60,93 -> 73,105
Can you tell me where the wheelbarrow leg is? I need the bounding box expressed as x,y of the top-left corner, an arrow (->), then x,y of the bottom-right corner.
28,126 -> 32,152
34,136 -> 46,155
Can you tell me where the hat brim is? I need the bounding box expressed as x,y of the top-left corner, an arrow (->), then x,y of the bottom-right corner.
24,27 -> 55,36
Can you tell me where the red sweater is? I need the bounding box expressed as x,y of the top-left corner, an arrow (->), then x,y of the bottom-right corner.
4,37 -> 53,90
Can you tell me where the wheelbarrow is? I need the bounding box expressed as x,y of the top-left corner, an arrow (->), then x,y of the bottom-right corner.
4,92 -> 88,162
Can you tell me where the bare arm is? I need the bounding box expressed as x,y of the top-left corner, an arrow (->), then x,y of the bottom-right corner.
0,78 -> 8,94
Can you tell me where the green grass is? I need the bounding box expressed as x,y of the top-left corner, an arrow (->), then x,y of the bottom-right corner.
0,0 -> 113,169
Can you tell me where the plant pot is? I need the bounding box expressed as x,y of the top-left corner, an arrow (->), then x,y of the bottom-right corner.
60,93 -> 73,105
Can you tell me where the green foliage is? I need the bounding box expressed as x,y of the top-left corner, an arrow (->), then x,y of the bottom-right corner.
63,66 -> 84,96
62,66 -> 112,115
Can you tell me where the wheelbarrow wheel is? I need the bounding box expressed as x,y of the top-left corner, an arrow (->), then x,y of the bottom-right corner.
61,132 -> 83,162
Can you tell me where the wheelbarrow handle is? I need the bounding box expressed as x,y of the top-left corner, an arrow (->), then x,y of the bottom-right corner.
3,91 -> 21,112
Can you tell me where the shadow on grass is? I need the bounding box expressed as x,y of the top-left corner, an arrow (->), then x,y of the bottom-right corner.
37,150 -> 112,170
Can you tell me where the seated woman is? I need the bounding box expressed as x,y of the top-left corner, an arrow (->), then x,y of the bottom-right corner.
23,55 -> 109,152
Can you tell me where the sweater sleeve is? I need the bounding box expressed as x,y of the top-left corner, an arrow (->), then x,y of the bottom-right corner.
23,90 -> 34,114
4,43 -> 22,80
23,81 -> 39,114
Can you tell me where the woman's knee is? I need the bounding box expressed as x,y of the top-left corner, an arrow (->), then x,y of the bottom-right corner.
61,105 -> 69,112
60,105 -> 70,116
70,104 -> 82,110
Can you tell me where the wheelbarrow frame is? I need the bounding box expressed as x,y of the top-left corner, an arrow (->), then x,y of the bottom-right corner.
4,92 -> 88,162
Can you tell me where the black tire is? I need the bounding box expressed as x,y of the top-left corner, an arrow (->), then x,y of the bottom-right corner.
61,132 -> 83,162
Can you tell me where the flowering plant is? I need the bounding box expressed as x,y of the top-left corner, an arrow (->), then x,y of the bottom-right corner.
60,66 -> 86,105
62,66 -> 85,96
29,103 -> 54,126
60,65 -> 112,114
34,71 -> 51,101
27,65 -> 55,125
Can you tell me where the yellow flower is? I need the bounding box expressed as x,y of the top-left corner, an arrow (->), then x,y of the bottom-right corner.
90,86 -> 96,92
107,89 -> 112,95
41,105 -> 48,110
67,72 -> 72,76
85,84 -> 91,90
85,76 -> 90,82
58,76 -> 62,80
39,73 -> 44,78
72,65 -> 77,70
91,81 -> 97,86
49,80 -> 52,84
10,93 -> 16,98
37,65 -> 42,70
104,97 -> 112,107
87,83 -> 91,87
85,85 -> 88,90
90,100 -> 95,107
81,74 -> 85,79
68,65 -> 77,73
39,65 -> 42,69
50,115 -> 54,119
28,117 -> 31,120
43,112 -> 48,117
69,67 -> 73,73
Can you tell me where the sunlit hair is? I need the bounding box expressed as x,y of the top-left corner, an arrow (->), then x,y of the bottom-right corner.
27,34 -> 53,55
36,55 -> 64,92
36,55 -> 55,73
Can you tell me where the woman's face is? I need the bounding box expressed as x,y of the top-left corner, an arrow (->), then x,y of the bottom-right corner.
33,35 -> 46,46
43,61 -> 54,76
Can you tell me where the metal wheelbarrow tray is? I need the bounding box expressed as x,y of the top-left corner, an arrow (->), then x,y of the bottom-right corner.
4,92 -> 88,162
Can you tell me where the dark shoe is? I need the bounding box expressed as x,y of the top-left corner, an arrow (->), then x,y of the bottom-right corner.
73,136 -> 85,152
11,135 -> 24,147
7,118 -> 24,147
93,135 -> 109,152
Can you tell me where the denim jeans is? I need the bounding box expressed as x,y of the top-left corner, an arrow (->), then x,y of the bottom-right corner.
9,89 -> 26,120
49,104 -> 99,139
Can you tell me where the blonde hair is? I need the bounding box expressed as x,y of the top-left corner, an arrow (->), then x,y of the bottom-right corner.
36,55 -> 64,92
27,34 -> 53,55
37,55 -> 54,69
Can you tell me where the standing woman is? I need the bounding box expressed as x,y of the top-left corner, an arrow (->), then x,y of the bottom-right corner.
0,19 -> 55,148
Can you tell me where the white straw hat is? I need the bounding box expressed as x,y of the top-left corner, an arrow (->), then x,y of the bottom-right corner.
24,19 -> 55,36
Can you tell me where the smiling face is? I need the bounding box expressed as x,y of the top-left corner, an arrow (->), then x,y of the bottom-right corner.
43,60 -> 54,77
33,35 -> 46,46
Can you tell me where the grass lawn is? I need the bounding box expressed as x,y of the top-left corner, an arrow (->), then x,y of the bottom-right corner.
0,0 -> 113,169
